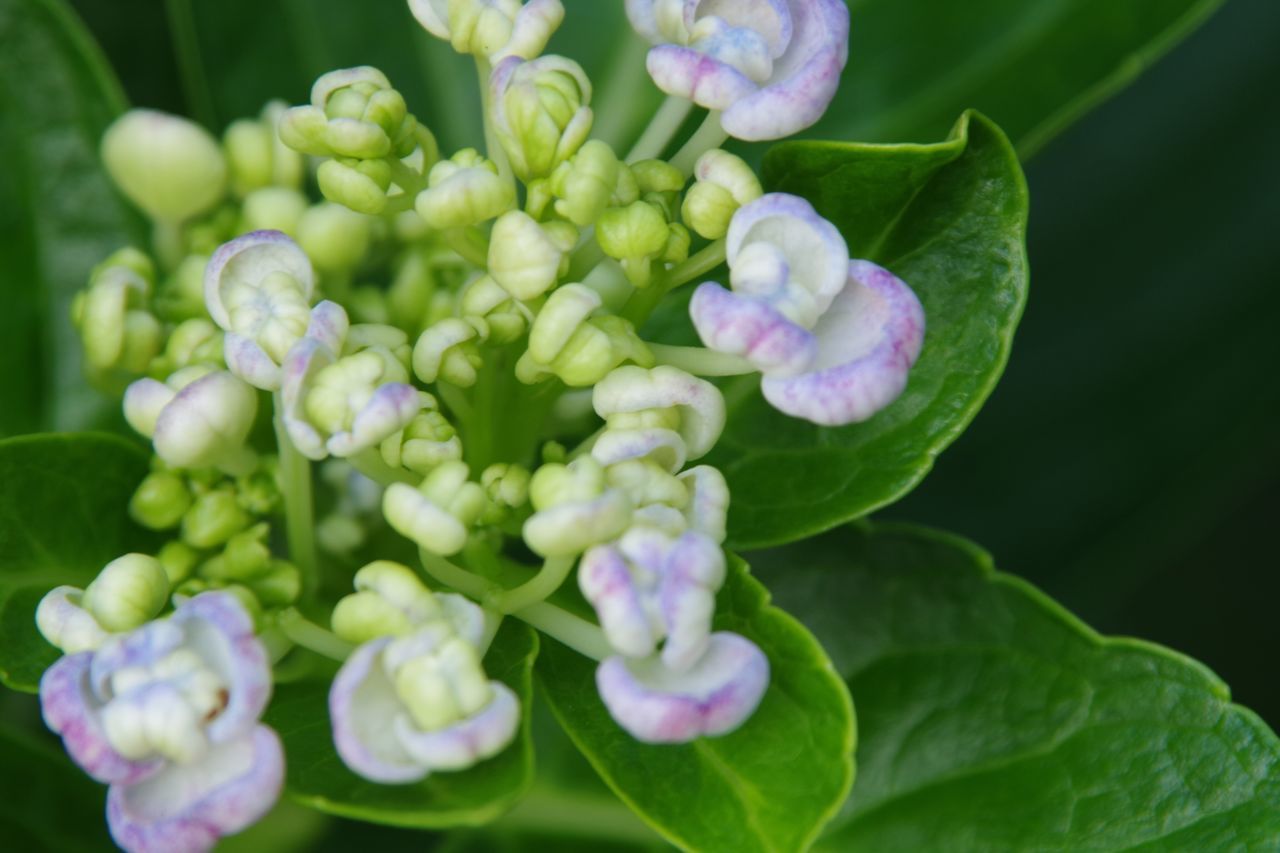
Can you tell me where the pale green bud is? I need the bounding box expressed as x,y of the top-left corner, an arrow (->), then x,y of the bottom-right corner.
332,591 -> 416,644
82,554 -> 170,633
152,318 -> 223,376
236,459 -> 282,516
381,408 -> 463,475
523,456 -> 631,557
280,67 -> 418,161
297,203 -> 374,275
459,275 -> 532,344
157,540 -> 200,585
395,638 -> 492,730
222,101 -> 305,197
344,324 -> 412,367
529,456 -> 605,509
605,458 -> 689,509
516,284 -> 652,386
411,0 -> 564,62
246,559 -> 301,607
182,488 -> 249,549
240,187 -> 308,235
488,210 -> 574,300
480,463 -> 531,523
129,471 -> 192,530
597,201 -> 669,263
214,523 -> 273,581
681,149 -> 762,239
663,222 -> 691,264
412,318 -> 486,386
415,150 -> 515,229
492,55 -> 593,181
76,248 -> 162,377
332,560 -> 442,643
549,140 -> 620,226
383,461 -> 486,556
102,110 -> 227,222
317,157 -> 393,215
632,159 -> 685,195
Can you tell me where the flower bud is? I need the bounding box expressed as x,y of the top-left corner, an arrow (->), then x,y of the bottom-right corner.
75,248 -> 162,381
487,211 -> 574,301
240,187 -> 308,235
381,408 -> 463,475
460,275 -> 533,344
549,140 -> 622,226
383,461 -> 486,556
36,587 -> 110,654
129,471 -> 192,530
412,318 -> 487,387
280,67 -> 416,160
480,463 -> 531,522
490,55 -> 593,181
415,149 -> 515,229
331,561 -> 484,646
317,157 -> 394,215
153,253 -> 209,322
681,149 -> 761,239
124,370 -> 259,473
523,456 -> 631,557
151,318 -> 223,376
222,100 -> 305,197
157,540 -> 200,585
245,560 -> 302,607
82,554 -> 170,633
182,488 -> 250,549
101,109 -> 227,221
516,284 -> 653,387
410,0 -> 564,62
596,200 -> 673,287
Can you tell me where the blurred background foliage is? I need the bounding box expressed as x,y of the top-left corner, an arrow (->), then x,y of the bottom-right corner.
3,0 -> 1277,847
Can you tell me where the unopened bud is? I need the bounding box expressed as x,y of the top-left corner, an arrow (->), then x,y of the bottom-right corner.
82,554 -> 170,632
102,109 -> 227,222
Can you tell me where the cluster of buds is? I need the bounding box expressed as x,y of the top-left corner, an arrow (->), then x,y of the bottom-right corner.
37,2 -> 925,849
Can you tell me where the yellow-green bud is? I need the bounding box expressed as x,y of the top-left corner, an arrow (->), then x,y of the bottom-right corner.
415,149 -> 515,229
240,187 -> 308,235
246,559 -> 301,606
129,471 -> 192,530
681,149 -> 762,239
157,540 -> 200,585
82,554 -> 170,632
488,210 -> 574,300
223,101 -> 305,197
317,157 -> 393,215
182,488 -> 249,549
383,461 -> 486,556
459,275 -> 532,344
492,55 -> 593,181
412,318 -> 486,387
549,140 -> 620,226
297,203 -> 374,275
516,284 -> 652,386
102,109 -> 227,222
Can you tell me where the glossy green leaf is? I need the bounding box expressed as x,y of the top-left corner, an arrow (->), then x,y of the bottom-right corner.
710,111 -> 1027,550
0,718 -> 113,851
0,0 -> 141,436
750,523 -> 1280,850
265,620 -> 539,828
537,556 -> 854,853
0,432 -> 153,691
817,0 -> 1226,157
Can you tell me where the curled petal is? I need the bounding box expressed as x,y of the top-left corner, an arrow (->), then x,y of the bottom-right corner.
593,365 -> 726,460
679,466 -> 729,544
40,652 -> 160,785
720,0 -> 849,140
761,259 -> 925,426
281,338 -> 336,460
596,632 -> 769,743
203,230 -> 313,332
394,684 -> 520,771
327,383 -> 422,458
503,0 -> 566,60
579,545 -> 657,659
152,372 -> 258,470
36,586 -> 110,655
306,299 -> 350,353
689,282 -> 815,376
522,490 -> 632,558
106,725 -> 284,853
407,0 -> 449,39
330,637 -> 424,783
223,333 -> 283,391
591,427 -> 687,473
645,44 -> 758,111
656,532 -> 725,671
384,483 -> 470,557
123,379 -> 176,439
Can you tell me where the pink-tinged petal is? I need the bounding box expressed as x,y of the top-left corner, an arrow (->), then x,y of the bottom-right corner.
305,299 -> 349,353
656,532 -> 725,672
720,0 -> 849,140
40,652 -> 161,785
106,725 -> 284,853
646,44 -> 759,110
327,383 -> 422,458
394,683 -> 520,771
679,466 -> 729,544
596,632 -> 769,744
123,379 -> 176,439
762,259 -> 925,426
171,592 -> 272,745
89,621 -> 186,697
223,333 -> 282,391
280,337 -> 335,459
579,545 -> 657,659
204,230 -> 313,331
727,193 -> 848,314
330,637 -> 426,783
690,282 -> 816,376
591,427 -> 688,473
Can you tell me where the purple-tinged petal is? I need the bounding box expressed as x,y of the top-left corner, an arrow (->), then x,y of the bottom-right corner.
204,230 -> 314,331
591,427 -> 687,473
305,299 -> 350,353
645,44 -> 759,110
327,382 -> 422,458
579,545 -> 657,659
690,282 -> 815,376
171,592 -> 272,745
762,259 -> 925,426
394,683 -> 520,771
679,466 -> 729,544
596,632 -> 769,744
330,637 -> 426,783
40,652 -> 160,785
726,193 -> 848,315
89,620 -> 186,697
106,725 -> 284,853
223,333 -> 283,391
592,365 -> 726,460
656,532 -> 725,671
280,335 -> 336,459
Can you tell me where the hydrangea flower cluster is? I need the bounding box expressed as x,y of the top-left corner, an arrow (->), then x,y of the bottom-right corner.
40,2 -> 922,848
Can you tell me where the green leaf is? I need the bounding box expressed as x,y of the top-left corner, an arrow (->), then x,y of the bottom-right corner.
265,620 -> 540,828
537,556 -> 855,853
750,523 -> 1280,850
0,717 -> 114,851
711,111 -> 1027,550
0,432 -> 153,691
819,0 -> 1226,157
0,0 -> 141,436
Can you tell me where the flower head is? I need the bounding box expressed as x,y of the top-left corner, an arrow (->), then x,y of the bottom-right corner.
410,0 -> 564,61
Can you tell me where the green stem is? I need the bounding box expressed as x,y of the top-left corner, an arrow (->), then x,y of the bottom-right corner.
626,95 -> 694,162
379,193 -> 418,216
494,556 -> 575,613
667,238 -> 727,288
588,32 -> 656,149
387,157 -> 427,195
476,57 -> 514,187
278,609 -> 352,662
445,227 -> 490,268
670,111 -> 729,177
514,602 -> 610,660
347,447 -> 418,487
647,343 -> 755,376
272,394 -> 319,594
567,230 -> 607,282
419,548 -> 498,601
163,0 -> 217,128
152,220 -> 185,273
436,381 -> 475,427
478,609 -> 503,656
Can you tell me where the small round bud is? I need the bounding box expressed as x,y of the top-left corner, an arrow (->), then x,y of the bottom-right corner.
682,150 -> 762,239
182,488 -> 250,549
296,203 -> 374,275
317,157 -> 393,215
412,318 -> 486,387
129,471 -> 192,530
240,187 -> 308,235
490,55 -> 593,181
383,461 -> 486,556
157,540 -> 200,585
82,553 -> 170,632
101,109 -> 227,222
246,560 -> 301,607
488,210 -> 574,301
415,150 -> 515,229
222,101 -> 305,197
